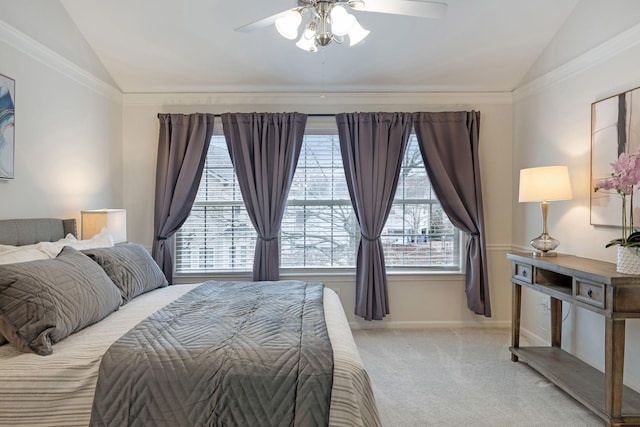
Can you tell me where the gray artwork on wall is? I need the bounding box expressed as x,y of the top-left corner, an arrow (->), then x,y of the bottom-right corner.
591,86 -> 640,227
0,73 -> 15,180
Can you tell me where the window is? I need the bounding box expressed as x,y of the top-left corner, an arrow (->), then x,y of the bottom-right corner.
175,126 -> 461,274
174,136 -> 254,272
280,134 -> 358,268
382,135 -> 460,269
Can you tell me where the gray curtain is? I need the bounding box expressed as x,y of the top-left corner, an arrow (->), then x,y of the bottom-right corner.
412,111 -> 491,317
336,112 -> 413,321
152,113 -> 215,284
222,112 -> 307,281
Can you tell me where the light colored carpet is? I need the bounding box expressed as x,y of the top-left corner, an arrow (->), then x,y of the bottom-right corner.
352,328 -> 605,427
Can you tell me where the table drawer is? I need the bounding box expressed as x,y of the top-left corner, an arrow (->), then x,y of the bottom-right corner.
574,279 -> 605,309
513,262 -> 533,283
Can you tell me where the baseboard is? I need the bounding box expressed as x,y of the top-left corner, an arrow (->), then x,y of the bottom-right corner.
349,319 -> 511,330
520,327 -> 549,346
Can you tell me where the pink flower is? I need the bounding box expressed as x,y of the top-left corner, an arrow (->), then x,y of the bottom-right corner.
594,149 -> 640,247
595,151 -> 640,195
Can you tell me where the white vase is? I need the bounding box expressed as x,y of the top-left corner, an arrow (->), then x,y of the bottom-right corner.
616,246 -> 640,274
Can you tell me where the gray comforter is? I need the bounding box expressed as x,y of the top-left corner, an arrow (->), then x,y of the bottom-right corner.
90,280 -> 333,427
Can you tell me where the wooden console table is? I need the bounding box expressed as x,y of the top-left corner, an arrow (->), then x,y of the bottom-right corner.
508,252 -> 640,427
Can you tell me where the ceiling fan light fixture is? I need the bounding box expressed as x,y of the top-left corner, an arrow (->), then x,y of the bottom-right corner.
330,6 -> 356,36
296,33 -> 318,52
316,32 -> 333,46
275,10 -> 302,40
303,20 -> 317,39
347,20 -> 369,46
236,0 -> 448,52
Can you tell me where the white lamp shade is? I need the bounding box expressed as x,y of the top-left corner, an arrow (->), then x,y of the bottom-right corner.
347,20 -> 370,46
81,209 -> 127,243
275,10 -> 302,40
519,166 -> 573,203
330,6 -> 356,36
296,33 -> 318,52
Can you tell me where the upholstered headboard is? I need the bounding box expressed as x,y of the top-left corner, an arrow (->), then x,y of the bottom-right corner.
0,218 -> 77,246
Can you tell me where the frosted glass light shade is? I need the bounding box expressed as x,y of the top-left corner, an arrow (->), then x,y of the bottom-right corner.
81,209 -> 127,243
296,33 -> 318,52
330,6 -> 356,36
347,20 -> 369,46
275,10 -> 302,40
518,166 -> 573,202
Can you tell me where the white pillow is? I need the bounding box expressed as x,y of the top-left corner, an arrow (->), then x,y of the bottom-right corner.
54,233 -> 78,243
0,234 -> 75,253
0,246 -> 50,265
37,227 -> 115,257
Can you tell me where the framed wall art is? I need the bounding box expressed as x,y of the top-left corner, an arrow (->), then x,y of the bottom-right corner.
0,73 -> 15,180
591,86 -> 640,227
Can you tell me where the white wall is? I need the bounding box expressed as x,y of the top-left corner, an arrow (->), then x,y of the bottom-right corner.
122,92 -> 515,327
513,1 -> 640,391
0,9 -> 123,223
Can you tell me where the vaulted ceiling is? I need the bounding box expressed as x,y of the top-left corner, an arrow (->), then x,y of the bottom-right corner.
59,0 -> 580,93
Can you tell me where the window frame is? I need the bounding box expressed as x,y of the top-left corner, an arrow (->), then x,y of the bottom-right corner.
173,117 -> 466,278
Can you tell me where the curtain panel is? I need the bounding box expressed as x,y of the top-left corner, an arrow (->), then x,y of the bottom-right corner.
222,112 -> 307,281
336,112 -> 413,320
152,113 -> 215,284
412,111 -> 491,317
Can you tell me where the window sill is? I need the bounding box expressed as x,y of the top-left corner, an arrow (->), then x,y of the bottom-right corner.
173,269 -> 465,285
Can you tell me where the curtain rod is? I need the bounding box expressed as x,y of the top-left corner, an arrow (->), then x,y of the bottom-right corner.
157,113 -> 336,118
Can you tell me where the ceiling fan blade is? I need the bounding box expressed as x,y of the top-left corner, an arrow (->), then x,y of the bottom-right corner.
358,0 -> 447,19
235,9 -> 292,33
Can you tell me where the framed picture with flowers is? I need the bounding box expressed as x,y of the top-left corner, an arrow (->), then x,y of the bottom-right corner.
591,86 -> 640,227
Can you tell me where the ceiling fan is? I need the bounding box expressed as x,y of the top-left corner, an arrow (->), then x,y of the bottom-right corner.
235,0 -> 448,52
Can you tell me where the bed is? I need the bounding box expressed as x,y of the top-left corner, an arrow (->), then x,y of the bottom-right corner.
0,218 -> 381,427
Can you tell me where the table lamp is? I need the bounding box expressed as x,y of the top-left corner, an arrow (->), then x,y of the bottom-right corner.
518,166 -> 572,256
81,209 -> 127,243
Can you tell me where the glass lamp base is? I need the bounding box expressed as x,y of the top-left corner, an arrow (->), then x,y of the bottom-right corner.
532,250 -> 558,257
530,233 -> 559,257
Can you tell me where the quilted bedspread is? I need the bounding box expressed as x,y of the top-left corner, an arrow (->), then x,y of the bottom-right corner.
89,280 -> 333,427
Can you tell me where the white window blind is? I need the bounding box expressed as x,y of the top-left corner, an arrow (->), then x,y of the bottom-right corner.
175,132 -> 461,274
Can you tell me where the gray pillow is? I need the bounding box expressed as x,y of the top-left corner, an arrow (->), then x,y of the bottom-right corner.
0,246 -> 122,355
82,243 -> 168,304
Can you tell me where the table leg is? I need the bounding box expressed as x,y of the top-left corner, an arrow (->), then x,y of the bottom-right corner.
550,297 -> 562,348
605,318 -> 625,418
511,282 -> 521,362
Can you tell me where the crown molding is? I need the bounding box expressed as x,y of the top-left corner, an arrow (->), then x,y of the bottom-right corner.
0,19 -> 122,103
513,22 -> 640,101
122,91 -> 513,107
